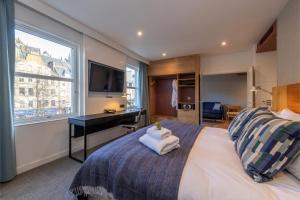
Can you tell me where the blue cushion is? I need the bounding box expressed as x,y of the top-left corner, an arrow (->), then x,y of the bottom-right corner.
237,118 -> 300,182
228,107 -> 269,141
235,111 -> 275,156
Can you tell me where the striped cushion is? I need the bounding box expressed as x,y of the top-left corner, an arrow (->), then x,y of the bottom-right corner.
238,119 -> 300,182
228,107 -> 268,141
235,110 -> 275,156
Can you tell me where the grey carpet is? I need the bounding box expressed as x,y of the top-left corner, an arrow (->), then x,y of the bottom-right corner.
0,132 -> 131,200
0,157 -> 81,200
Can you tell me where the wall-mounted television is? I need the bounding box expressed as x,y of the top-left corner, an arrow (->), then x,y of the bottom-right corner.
88,60 -> 124,93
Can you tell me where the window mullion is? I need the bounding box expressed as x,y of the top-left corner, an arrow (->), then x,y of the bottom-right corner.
15,72 -> 73,82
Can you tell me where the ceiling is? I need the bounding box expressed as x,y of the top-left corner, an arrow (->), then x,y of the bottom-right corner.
41,0 -> 288,61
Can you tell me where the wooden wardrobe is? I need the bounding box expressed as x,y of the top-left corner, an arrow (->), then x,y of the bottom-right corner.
148,55 -> 200,124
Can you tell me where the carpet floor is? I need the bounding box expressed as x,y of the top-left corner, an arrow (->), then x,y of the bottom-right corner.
0,157 -> 81,200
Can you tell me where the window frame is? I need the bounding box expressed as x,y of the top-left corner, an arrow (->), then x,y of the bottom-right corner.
126,64 -> 139,108
14,22 -> 79,125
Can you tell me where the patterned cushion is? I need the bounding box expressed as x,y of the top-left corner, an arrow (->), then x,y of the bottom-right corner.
235,110 -> 275,156
228,107 -> 268,141
238,119 -> 300,182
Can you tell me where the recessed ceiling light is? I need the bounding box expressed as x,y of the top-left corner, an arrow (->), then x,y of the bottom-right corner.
162,53 -> 167,57
137,31 -> 143,36
221,41 -> 227,46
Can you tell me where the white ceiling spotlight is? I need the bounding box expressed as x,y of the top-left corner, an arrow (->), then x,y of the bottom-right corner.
162,53 -> 167,57
137,31 -> 143,37
221,41 -> 227,46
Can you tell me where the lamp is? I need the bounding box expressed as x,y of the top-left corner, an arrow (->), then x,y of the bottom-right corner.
250,86 -> 272,95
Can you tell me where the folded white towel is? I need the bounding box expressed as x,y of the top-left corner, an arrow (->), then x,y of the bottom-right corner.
146,126 -> 172,140
139,134 -> 180,155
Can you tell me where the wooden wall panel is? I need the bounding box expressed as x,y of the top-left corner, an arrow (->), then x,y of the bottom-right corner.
149,76 -> 156,117
154,78 -> 177,117
272,85 -> 287,111
148,55 -> 198,76
287,83 -> 300,113
195,56 -> 200,123
272,83 -> 300,113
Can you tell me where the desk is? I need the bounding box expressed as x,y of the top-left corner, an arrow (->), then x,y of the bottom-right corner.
225,105 -> 241,122
68,109 -> 145,163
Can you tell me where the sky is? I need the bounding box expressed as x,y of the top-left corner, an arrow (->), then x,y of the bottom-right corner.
15,29 -> 71,60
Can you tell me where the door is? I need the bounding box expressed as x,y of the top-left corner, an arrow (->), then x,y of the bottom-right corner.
247,66 -> 255,108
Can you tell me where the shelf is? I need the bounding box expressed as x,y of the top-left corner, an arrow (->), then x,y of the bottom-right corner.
178,78 -> 195,81
178,85 -> 195,87
178,102 -> 195,104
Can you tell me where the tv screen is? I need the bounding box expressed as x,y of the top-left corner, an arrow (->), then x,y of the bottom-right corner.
89,61 -> 124,93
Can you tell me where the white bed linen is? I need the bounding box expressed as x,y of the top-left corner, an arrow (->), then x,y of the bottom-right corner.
178,127 -> 300,200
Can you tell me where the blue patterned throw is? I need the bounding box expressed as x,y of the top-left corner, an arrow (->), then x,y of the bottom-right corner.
69,120 -> 203,200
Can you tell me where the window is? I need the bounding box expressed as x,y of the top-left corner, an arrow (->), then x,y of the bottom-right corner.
51,100 -> 56,107
28,101 -> 33,108
19,88 -> 25,96
126,65 -> 139,108
14,25 -> 77,123
43,100 -> 49,107
51,89 -> 56,95
28,88 -> 34,96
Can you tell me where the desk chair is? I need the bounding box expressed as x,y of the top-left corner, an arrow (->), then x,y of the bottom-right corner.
120,109 -> 142,133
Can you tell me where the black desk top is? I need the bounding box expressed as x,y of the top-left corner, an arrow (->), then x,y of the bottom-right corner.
68,109 -> 144,126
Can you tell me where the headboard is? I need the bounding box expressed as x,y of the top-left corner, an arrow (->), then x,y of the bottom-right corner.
272,83 -> 300,113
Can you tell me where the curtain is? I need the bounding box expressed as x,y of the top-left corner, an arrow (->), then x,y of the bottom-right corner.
138,62 -> 150,125
0,0 -> 16,182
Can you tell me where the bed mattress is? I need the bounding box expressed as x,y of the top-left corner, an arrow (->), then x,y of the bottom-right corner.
178,127 -> 300,200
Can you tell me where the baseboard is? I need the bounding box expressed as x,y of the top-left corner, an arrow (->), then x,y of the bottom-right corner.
16,145 -> 82,174
16,129 -> 127,174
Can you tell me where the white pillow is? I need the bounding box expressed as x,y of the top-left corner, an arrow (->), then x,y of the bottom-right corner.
274,108 -> 300,121
287,156 -> 300,180
213,103 -> 221,110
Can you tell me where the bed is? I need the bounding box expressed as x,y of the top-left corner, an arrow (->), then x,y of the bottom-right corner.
69,120 -> 300,200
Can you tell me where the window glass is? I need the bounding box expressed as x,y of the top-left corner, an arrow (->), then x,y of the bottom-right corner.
126,67 -> 137,88
14,28 -> 77,122
16,30 -> 72,79
126,65 -> 138,108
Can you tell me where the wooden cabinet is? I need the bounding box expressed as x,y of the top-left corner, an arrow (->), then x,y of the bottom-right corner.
148,55 -> 200,124
177,109 -> 196,124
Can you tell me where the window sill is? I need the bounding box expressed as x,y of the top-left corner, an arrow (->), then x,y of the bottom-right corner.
14,114 -> 77,127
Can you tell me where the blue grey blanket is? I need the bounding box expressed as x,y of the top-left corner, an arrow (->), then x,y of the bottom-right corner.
69,120 -> 203,200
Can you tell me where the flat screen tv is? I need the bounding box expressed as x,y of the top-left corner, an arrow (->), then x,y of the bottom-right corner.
89,61 -> 124,93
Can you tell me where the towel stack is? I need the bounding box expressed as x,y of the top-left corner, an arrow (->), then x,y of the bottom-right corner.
139,126 -> 180,155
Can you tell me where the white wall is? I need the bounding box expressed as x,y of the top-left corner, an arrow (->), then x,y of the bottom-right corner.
254,51 -> 277,106
277,0 -> 300,85
84,36 -> 127,115
201,50 -> 253,75
14,4 -> 129,174
202,74 -> 247,108
201,49 -> 278,108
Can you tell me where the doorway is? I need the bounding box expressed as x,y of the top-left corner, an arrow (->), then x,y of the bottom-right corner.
201,73 -> 248,126
149,75 -> 177,122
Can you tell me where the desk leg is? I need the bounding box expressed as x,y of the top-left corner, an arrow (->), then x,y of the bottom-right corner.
69,123 -> 72,158
83,126 -> 87,161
